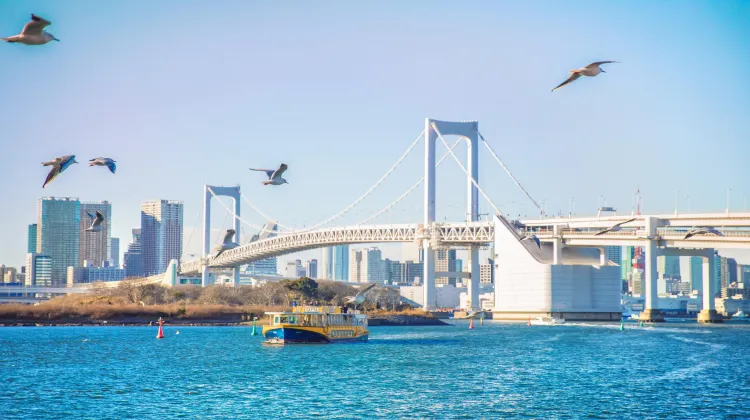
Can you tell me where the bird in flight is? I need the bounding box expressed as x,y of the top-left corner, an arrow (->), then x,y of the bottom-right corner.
519,233 -> 541,249
552,61 -> 618,92
2,14 -> 59,45
249,163 -> 289,185
89,157 -> 117,174
595,218 -> 637,236
214,229 -> 239,258
344,283 -> 376,308
85,211 -> 105,232
41,155 -> 78,188
683,227 -> 724,240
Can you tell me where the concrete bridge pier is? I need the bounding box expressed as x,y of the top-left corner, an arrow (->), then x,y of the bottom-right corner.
640,216 -> 665,322
698,249 -> 723,323
553,225 -> 563,264
423,244 -> 436,309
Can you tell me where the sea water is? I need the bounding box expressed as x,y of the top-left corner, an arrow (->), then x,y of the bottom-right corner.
1,322 -> 748,419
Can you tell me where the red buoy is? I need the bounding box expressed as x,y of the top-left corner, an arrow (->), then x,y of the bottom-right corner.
156,317 -> 165,339
527,317 -> 532,327
469,319 -> 474,330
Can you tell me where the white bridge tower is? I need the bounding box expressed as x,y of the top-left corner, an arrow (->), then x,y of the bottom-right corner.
202,185 -> 241,287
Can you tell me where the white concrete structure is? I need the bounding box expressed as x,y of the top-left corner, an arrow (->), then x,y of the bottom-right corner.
492,215 -> 622,320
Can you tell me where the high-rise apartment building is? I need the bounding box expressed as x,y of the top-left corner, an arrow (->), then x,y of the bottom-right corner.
605,246 -> 622,265
109,237 -> 120,267
141,200 -> 183,276
27,224 -> 37,253
78,201 -> 111,267
480,258 -> 494,284
657,255 -> 680,278
435,249 -> 457,286
123,229 -> 144,278
349,247 -> 384,283
679,256 -> 703,293
306,259 -> 318,279
37,197 -> 80,284
621,246 -> 634,281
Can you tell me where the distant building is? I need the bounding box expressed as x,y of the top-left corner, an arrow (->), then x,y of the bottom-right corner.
306,259 -> 318,279
109,237 -> 120,267
3,267 -> 17,283
141,200 -> 183,276
295,259 -> 306,277
69,264 -> 127,283
37,197 -> 80,285
27,224 -> 37,253
25,253 -> 53,286
680,256 -> 703,293
285,261 -> 297,278
79,201 -> 112,267
605,246 -> 622,265
480,258 -> 494,284
435,249 -> 457,286
657,255 -> 680,279
245,258 -> 278,275
322,245 -> 349,281
621,246 -> 634,281
349,247 -> 384,283
123,229 -> 144,278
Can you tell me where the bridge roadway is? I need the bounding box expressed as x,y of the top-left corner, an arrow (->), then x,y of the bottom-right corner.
179,212 -> 750,275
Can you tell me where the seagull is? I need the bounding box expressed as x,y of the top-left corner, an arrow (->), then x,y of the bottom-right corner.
214,229 -> 239,258
249,163 -> 288,185
344,283 -> 376,307
2,14 -> 59,45
85,211 -> 105,232
595,218 -> 637,236
519,233 -> 541,249
454,310 -> 485,320
552,61 -> 618,92
41,155 -> 78,188
683,227 -> 724,240
89,157 -> 116,174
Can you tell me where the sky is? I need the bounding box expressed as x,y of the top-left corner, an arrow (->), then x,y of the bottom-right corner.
1,0 -> 749,269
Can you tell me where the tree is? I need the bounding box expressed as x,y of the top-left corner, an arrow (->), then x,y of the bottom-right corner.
281,277 -> 318,303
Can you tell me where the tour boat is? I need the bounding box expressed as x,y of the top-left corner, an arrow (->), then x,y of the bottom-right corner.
529,316 -> 566,326
262,306 -> 369,344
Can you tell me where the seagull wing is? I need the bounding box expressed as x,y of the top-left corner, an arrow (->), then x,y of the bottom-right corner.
60,155 -> 77,172
270,163 -> 288,180
683,230 -> 696,240
86,212 -> 96,220
94,211 -> 105,226
594,228 -> 610,236
222,229 -> 236,245
533,236 -> 541,249
587,61 -> 618,68
249,168 -> 275,178
552,72 -> 581,92
613,218 -> 637,229
106,160 -> 116,174
21,14 -> 51,36
42,164 -> 61,188
355,283 -> 376,298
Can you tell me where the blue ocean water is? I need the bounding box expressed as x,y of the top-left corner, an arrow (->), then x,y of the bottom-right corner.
1,321 -> 748,419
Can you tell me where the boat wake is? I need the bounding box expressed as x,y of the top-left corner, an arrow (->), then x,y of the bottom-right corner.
644,335 -> 725,382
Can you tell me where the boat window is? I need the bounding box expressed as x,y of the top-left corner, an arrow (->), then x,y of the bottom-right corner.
274,316 -> 280,324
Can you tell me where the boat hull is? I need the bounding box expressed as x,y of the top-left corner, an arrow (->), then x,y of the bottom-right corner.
263,327 -> 368,344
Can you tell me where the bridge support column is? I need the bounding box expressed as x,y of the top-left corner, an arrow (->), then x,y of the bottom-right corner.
552,225 -> 563,264
598,247 -> 607,266
422,245 -> 436,310
467,246 -> 480,310
202,186 -> 212,287
698,250 -> 722,323
641,216 -> 664,322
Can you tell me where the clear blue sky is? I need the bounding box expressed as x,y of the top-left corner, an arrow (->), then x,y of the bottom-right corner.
1,0 -> 749,268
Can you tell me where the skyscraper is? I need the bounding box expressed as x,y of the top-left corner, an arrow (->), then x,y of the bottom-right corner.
605,246 -> 622,265
680,256 -> 703,293
27,224 -> 37,253
109,237 -> 120,267
324,245 -> 349,281
621,246 -> 634,281
306,259 -> 318,279
349,247 -> 384,283
79,201 -> 112,267
124,229 -> 144,278
141,200 -> 183,276
25,253 -> 53,286
37,197 -> 80,284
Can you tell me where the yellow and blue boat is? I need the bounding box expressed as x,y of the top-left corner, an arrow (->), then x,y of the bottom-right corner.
262,306 -> 369,344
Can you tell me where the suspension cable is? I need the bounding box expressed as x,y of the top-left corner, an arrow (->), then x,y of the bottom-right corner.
291,129 -> 425,232
207,187 -> 275,234
478,131 -> 545,216
181,208 -> 203,259
239,192 -> 295,231
431,123 -> 502,215
356,138 -> 462,225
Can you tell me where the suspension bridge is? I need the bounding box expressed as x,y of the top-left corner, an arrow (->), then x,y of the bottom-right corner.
177,118 -> 750,317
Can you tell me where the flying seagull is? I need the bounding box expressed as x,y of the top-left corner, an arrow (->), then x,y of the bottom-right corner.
249,163 -> 288,185
89,157 -> 116,174
85,211 -> 105,232
344,283 -> 376,307
214,229 -> 239,258
595,218 -> 637,236
552,61 -> 618,92
519,233 -> 541,249
41,155 -> 78,188
683,227 -> 724,240
2,14 -> 59,45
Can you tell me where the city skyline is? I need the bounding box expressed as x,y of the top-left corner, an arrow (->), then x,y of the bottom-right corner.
0,1 -> 748,268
